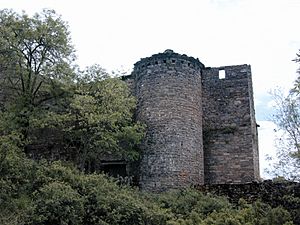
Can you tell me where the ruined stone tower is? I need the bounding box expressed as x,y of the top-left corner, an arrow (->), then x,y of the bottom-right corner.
127,50 -> 259,191
132,50 -> 205,191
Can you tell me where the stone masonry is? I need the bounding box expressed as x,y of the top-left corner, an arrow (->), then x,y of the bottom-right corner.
202,65 -> 260,184
132,50 -> 205,191
126,50 -> 260,192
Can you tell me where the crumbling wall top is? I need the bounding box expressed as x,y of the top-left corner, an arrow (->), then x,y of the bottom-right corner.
134,49 -> 205,72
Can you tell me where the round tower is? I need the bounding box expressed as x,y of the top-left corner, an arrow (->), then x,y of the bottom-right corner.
133,50 -> 205,191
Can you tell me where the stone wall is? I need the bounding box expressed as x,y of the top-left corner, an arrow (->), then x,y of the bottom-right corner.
132,50 -> 205,191
202,65 -> 260,184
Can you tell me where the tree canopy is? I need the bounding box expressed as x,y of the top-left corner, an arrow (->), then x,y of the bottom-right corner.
0,9 -> 144,171
0,8 -> 75,104
0,9 -> 76,142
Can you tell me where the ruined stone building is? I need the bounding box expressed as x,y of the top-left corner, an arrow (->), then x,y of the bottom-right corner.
122,50 -> 260,191
7,49 -> 260,192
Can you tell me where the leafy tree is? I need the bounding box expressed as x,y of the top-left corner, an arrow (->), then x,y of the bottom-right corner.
268,51 -> 300,181
0,9 -> 75,140
66,69 -> 144,171
30,65 -> 145,171
0,8 -> 144,172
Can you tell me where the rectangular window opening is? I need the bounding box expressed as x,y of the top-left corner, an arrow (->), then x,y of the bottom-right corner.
219,69 -> 226,79
100,162 -> 127,178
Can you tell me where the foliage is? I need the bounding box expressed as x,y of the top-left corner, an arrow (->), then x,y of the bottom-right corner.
66,69 -> 145,168
32,181 -> 85,224
0,145 -> 167,225
30,67 -> 145,171
158,188 -> 231,221
0,132 -> 36,224
0,8 -> 75,142
0,133 -> 296,224
158,190 -> 295,225
0,147 -> 296,225
0,9 -> 145,170
77,174 -> 167,225
268,50 -> 300,181
0,8 -> 75,103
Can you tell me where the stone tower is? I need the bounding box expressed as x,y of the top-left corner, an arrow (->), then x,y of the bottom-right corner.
202,65 -> 260,184
132,50 -> 205,191
127,50 -> 260,191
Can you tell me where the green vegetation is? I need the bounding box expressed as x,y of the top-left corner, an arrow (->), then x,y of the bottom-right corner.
0,9 -> 298,225
0,147 -> 296,224
268,50 -> 300,181
0,9 -> 145,171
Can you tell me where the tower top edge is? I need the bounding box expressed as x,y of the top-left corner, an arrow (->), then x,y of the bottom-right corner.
134,50 -> 205,69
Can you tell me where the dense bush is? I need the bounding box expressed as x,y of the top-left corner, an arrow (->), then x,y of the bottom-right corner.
0,145 -> 296,225
32,181 -> 85,224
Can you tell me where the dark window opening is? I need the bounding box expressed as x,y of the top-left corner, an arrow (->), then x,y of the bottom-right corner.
100,162 -> 127,178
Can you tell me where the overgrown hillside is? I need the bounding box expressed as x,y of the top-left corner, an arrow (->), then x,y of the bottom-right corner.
0,148 -> 297,224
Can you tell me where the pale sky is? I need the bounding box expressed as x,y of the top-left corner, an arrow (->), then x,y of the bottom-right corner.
2,0 -> 300,178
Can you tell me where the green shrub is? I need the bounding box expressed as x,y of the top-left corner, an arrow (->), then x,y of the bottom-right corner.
158,188 -> 231,222
263,206 -> 293,225
0,145 -> 296,225
78,174 -> 169,225
32,181 -> 84,225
